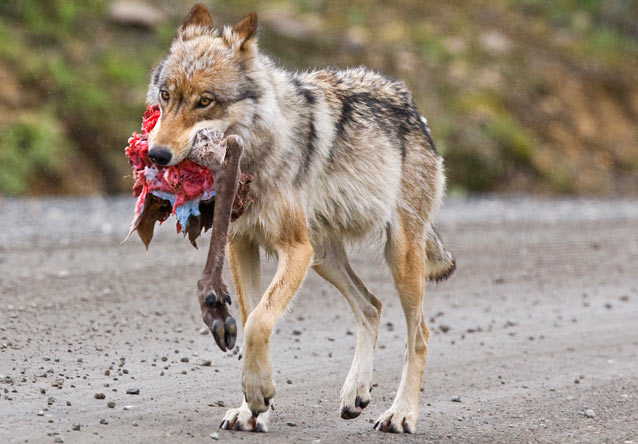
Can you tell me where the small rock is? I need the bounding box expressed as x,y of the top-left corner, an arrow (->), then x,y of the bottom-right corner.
107,401 -> 116,408
439,325 -> 451,333
108,1 -> 167,30
180,357 -> 189,363
210,432 -> 220,440
584,409 -> 595,418
216,400 -> 225,407
72,423 -> 81,431
94,393 -> 106,400
199,360 -> 212,367
54,437 -> 64,443
133,420 -> 139,427
99,418 -> 109,425
37,411 -> 44,416
451,395 -> 461,402
126,388 -> 140,395
123,405 -> 134,410
286,421 -> 297,427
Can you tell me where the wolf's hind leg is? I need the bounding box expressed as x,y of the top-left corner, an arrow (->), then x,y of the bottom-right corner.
312,240 -> 382,420
374,212 -> 429,434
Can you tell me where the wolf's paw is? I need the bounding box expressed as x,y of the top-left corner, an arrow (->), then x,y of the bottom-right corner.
242,366 -> 275,416
373,405 -> 417,433
339,379 -> 371,419
220,400 -> 270,432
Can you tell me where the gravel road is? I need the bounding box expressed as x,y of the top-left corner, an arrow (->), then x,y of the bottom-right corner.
1,196 -> 637,443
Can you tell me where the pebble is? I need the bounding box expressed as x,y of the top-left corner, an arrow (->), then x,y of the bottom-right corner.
126,388 -> 140,395
133,421 -> 139,427
199,360 -> 212,367
451,396 -> 461,402
99,418 -> 109,425
107,401 -> 116,408
180,357 -> 189,363
72,423 -> 81,431
584,409 -> 595,418
286,422 -> 297,427
210,432 -> 220,440
37,411 -> 44,416
54,437 -> 64,443
94,393 -> 106,400
439,325 -> 451,333
123,405 -> 134,410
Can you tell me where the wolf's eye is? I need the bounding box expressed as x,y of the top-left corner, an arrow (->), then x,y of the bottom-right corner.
160,90 -> 170,101
198,97 -> 212,108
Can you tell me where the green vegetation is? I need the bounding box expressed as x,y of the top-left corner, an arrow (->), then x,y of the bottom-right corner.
0,0 -> 636,196
0,112 -> 70,195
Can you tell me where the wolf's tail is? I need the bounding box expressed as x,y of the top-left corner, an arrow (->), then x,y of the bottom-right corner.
425,225 -> 456,282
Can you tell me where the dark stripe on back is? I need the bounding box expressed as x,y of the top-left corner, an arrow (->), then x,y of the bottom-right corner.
334,91 -> 439,160
292,77 -> 317,105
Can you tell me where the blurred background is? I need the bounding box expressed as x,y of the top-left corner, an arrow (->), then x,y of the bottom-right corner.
0,0 -> 636,198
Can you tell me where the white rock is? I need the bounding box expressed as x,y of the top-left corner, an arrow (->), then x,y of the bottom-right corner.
109,2 -> 166,29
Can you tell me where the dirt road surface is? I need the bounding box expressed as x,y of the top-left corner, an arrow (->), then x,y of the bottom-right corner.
1,196 -> 637,444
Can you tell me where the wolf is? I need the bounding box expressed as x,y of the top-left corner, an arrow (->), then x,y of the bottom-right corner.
145,3 -> 455,433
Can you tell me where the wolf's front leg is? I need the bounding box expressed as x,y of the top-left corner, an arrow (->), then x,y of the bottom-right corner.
240,210 -> 314,420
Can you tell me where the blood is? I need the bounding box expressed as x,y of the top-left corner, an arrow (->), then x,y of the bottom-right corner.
125,105 -> 215,231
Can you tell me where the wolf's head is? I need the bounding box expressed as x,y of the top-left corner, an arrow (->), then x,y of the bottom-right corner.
146,4 -> 260,166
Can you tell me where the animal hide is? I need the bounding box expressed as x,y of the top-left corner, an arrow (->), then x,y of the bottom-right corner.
123,105 -> 252,248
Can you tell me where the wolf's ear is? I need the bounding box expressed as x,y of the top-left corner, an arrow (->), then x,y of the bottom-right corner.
180,3 -> 213,30
232,12 -> 258,50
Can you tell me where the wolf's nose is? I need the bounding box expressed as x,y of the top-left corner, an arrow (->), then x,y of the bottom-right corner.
148,147 -> 172,166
